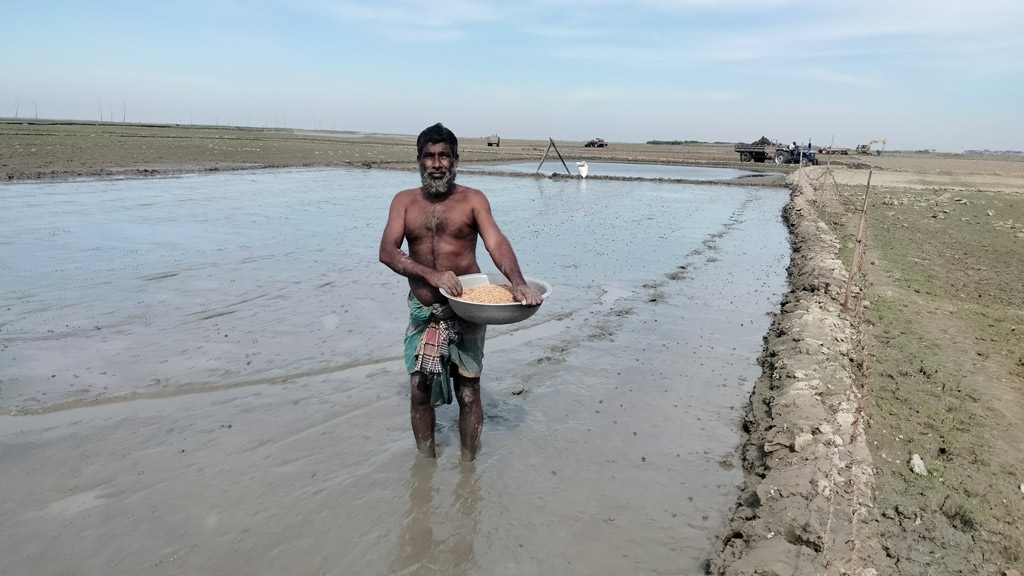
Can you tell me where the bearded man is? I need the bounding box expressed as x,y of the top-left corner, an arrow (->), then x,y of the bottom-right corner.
379,123 -> 542,462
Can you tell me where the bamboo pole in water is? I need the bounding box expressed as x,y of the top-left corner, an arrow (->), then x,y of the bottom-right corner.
535,141 -> 552,174
550,138 -> 573,176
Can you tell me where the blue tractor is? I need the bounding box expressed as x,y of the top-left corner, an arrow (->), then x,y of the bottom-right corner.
774,144 -> 818,166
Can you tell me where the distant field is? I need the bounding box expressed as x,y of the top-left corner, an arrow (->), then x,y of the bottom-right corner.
15,120 -> 1019,182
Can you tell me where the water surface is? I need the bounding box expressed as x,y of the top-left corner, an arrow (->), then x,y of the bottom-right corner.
0,168 -> 790,575
465,160 -> 771,180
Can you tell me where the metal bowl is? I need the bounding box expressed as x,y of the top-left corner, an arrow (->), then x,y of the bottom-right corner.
440,273 -> 552,325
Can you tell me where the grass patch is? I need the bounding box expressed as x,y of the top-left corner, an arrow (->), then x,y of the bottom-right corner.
833,181 -> 1024,565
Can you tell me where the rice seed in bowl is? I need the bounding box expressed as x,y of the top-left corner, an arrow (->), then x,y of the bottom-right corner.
440,273 -> 552,325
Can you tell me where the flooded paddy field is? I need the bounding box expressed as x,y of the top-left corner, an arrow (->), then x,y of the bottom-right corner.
0,168 -> 789,575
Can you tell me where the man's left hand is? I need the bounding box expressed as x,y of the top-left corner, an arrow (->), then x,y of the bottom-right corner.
513,285 -> 544,306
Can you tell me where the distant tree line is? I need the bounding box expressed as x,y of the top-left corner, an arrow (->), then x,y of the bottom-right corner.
963,149 -> 1023,156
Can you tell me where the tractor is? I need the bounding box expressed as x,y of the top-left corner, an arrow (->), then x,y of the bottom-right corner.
774,146 -> 818,166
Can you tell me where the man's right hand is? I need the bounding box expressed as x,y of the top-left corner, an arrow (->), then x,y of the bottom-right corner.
432,270 -> 463,297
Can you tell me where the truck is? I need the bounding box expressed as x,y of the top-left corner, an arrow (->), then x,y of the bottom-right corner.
817,146 -> 849,155
734,138 -> 773,163
734,137 -> 818,165
486,134 -> 501,147
585,138 -> 608,148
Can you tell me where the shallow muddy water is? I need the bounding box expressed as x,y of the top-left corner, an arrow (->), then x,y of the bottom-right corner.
0,168 -> 789,575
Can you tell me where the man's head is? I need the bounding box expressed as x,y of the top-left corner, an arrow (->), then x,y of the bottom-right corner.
417,123 -> 459,197
417,123 -> 458,160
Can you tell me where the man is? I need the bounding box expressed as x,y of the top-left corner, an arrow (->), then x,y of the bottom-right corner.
379,123 -> 542,462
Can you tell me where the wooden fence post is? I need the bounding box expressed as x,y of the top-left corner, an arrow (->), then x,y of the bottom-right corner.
843,169 -> 873,313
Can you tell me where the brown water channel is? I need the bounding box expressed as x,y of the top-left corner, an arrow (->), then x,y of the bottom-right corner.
0,168 -> 790,575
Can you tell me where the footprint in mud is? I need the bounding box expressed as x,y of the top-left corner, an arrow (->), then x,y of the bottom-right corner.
666,265 -> 689,281
586,325 -> 616,342
586,307 -> 633,342
536,343 -> 571,365
483,400 -> 527,430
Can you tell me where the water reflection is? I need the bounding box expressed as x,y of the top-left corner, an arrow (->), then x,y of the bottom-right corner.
391,459 -> 480,576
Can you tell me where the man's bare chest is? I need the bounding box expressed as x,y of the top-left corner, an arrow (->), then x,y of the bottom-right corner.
407,204 -> 475,240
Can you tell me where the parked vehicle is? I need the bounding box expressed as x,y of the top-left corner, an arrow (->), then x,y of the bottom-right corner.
774,146 -> 819,165
856,139 -> 886,155
734,141 -> 772,162
818,146 -> 849,155
486,134 -> 501,147
735,137 -> 818,165
584,138 -> 608,148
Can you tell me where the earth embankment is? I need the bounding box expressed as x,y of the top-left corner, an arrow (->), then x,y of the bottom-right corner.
708,170 -> 885,575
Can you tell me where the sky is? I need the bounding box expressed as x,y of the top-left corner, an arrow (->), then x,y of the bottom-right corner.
3,0 -> 1023,152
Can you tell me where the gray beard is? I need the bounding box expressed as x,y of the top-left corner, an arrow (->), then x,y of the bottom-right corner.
420,168 -> 457,197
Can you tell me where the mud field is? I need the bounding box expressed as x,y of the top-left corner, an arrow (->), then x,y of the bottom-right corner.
2,121 -> 1023,575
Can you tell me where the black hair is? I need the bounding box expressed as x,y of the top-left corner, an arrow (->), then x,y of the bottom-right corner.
416,123 -> 459,159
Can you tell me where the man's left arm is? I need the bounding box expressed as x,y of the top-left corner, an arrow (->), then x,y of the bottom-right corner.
473,193 -> 543,306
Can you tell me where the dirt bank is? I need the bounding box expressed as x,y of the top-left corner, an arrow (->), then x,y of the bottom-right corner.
709,164 -> 1023,575
707,171 -> 884,575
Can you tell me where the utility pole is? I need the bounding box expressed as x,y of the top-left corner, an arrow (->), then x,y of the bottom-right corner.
14,96 -> 20,119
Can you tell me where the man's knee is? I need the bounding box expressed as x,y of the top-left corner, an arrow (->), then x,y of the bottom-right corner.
410,373 -> 431,405
454,375 -> 480,406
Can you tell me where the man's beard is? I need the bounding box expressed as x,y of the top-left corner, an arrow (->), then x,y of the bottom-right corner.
420,166 -> 457,197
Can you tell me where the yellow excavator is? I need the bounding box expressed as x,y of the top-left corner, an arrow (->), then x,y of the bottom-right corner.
856,139 -> 887,155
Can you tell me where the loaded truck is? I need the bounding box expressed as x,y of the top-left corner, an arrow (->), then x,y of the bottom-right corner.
734,139 -> 773,163
734,137 -> 818,165
818,146 -> 849,155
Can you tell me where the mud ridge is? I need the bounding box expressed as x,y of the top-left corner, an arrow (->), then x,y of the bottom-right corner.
708,168 -> 884,575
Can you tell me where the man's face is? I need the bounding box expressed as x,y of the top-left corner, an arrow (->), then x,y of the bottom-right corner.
419,142 -> 457,197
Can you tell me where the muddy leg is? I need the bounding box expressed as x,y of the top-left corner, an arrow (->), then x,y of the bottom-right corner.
410,372 -> 436,458
454,373 -> 482,462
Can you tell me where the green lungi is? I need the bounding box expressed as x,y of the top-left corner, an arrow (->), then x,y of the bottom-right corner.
405,294 -> 486,406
